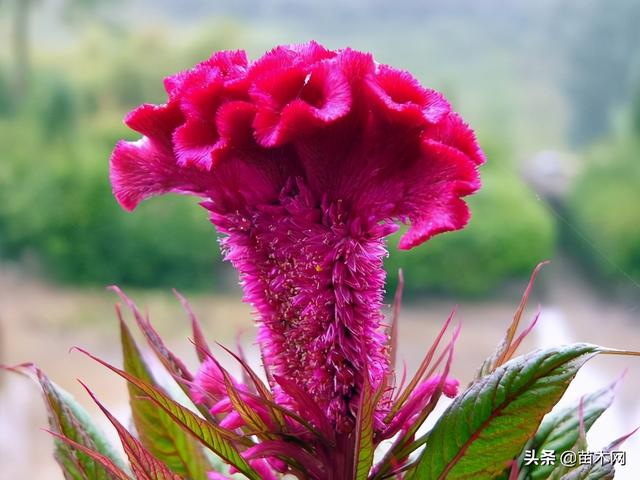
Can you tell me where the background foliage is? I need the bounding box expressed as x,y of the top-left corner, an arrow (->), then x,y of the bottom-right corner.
386,141 -> 555,297
0,0 -> 639,296
566,134 -> 640,291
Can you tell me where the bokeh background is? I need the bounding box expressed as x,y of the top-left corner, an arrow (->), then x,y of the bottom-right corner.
1,0 -> 639,478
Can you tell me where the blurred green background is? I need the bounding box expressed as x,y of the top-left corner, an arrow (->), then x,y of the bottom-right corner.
0,0 -> 639,298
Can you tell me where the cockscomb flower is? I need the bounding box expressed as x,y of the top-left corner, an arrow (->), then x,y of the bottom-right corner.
110,41 -> 484,435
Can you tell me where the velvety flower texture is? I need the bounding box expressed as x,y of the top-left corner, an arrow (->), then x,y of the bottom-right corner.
110,42 -> 484,433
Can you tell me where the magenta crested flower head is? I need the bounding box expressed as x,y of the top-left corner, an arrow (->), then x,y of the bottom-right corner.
110,41 -> 484,434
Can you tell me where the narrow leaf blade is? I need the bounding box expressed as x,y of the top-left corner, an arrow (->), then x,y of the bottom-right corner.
76,347 -> 262,480
559,426 -> 639,480
120,313 -> 209,479
81,382 -> 182,480
173,289 -> 213,364
353,374 -> 384,480
474,262 -> 548,380
47,430 -> 131,480
35,368 -> 127,480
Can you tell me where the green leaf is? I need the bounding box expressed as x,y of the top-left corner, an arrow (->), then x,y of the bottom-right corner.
559,426 -> 639,480
216,359 -> 271,437
76,347 -> 262,480
120,314 -> 209,480
112,289 -> 220,424
82,382 -> 182,480
47,430 -> 132,480
353,374 -> 384,480
409,343 -> 603,480
36,368 -> 128,480
558,462 -> 614,480
217,343 -> 287,431
522,379 -> 618,480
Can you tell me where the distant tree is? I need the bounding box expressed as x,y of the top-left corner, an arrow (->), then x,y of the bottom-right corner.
10,0 -> 35,100
8,0 -> 116,102
560,0 -> 640,145
633,83 -> 640,136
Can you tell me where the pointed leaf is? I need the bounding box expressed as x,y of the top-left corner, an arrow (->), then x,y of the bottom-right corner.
47,430 -> 132,480
242,440 -> 327,480
202,353 -> 272,438
75,347 -> 262,480
81,383 -> 182,480
353,373 -> 385,480
522,378 -> 618,479
372,332 -> 458,480
386,308 -> 455,422
36,368 -> 128,480
475,262 -> 548,380
111,289 -> 193,382
237,389 -> 328,443
173,289 -> 213,364
217,343 -> 286,430
273,374 -> 334,441
222,376 -> 270,436
410,344 -> 603,480
558,426 -> 639,480
111,289 -> 211,416
120,312 -> 209,479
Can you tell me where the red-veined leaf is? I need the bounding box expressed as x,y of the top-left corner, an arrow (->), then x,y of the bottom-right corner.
210,355 -> 272,437
273,374 -> 334,442
353,372 -> 385,480
34,367 -> 127,480
385,308 -> 455,422
111,288 -> 215,422
81,382 -> 182,480
46,430 -> 131,480
521,377 -> 619,479
409,344 -> 604,480
119,311 -> 209,479
217,343 -> 286,431
242,440 -> 327,480
372,328 -> 458,480
74,347 -> 262,480
110,288 -> 193,381
173,289 -> 213,364
474,261 -> 548,380
237,389 -> 328,443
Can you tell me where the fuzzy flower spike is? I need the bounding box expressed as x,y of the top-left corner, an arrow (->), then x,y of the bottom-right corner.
110,41 -> 484,434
